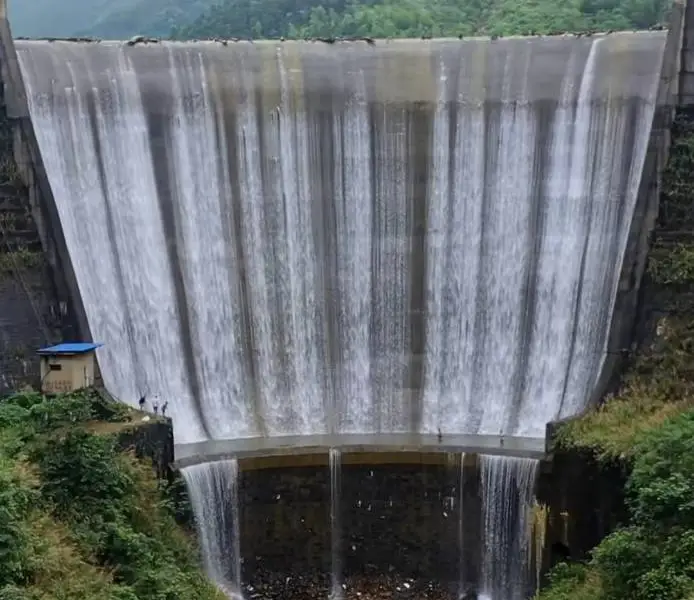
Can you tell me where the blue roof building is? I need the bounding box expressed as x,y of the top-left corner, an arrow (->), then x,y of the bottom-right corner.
37,342 -> 103,393
37,342 -> 103,356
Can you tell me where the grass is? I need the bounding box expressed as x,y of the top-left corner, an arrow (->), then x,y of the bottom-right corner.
20,515 -> 117,599
536,563 -> 603,600
83,408 -> 164,435
556,313 -> 694,461
555,393 -> 692,461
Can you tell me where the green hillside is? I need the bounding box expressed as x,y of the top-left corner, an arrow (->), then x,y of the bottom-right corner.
173,0 -> 670,40
0,388 -> 223,600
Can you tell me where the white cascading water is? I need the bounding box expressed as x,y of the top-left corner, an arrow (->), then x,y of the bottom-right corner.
181,460 -> 243,599
479,456 -> 539,600
15,34 -> 667,599
329,449 -> 343,599
458,453 -> 467,600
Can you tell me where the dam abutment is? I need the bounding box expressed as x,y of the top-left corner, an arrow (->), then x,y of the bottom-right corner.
587,0 -> 685,410
0,11 -> 89,392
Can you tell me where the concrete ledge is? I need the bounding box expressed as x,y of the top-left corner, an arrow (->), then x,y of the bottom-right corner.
173,432 -> 547,469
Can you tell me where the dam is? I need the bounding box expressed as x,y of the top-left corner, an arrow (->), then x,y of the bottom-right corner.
0,9 -> 682,599
15,34 -> 666,445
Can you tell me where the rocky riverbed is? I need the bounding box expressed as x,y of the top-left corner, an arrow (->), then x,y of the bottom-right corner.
242,570 -> 463,600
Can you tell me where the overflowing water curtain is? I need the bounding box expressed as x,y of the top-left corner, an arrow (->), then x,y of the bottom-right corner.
181,460 -> 243,598
479,456 -> 539,600
16,34 -> 665,445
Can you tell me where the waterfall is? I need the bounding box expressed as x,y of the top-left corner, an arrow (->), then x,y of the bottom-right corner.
479,456 -> 539,600
181,460 -> 243,599
458,453 -> 466,600
15,34 -> 666,445
330,448 -> 343,599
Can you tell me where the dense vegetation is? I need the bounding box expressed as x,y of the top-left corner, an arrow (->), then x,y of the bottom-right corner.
538,410 -> 694,600
8,0 -> 673,42
538,113 -> 694,599
173,0 -> 672,41
0,388 -> 221,600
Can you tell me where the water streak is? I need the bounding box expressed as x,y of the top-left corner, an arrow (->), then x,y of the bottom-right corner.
330,448 -> 343,599
479,456 -> 539,600
181,460 -> 243,599
458,453 -> 467,600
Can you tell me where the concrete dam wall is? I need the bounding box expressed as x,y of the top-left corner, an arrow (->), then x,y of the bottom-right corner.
12,34 -> 667,449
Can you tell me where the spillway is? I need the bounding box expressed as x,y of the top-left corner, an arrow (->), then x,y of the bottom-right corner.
15,34 -> 666,446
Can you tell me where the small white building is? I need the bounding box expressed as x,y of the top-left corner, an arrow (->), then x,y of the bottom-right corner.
37,342 -> 103,394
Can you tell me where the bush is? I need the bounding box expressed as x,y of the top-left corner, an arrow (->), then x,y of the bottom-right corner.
0,404 -> 31,428
541,409 -> 694,600
0,390 -> 223,600
627,411 -> 694,529
0,459 -> 38,587
537,562 -> 602,600
37,431 -> 135,518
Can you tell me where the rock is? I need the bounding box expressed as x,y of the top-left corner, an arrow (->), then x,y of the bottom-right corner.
243,570 -> 457,599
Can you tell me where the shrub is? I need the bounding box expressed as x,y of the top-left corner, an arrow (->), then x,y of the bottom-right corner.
36,430 -> 135,518
0,389 -> 223,600
0,459 -> 38,587
627,411 -> 694,529
542,409 -> 694,600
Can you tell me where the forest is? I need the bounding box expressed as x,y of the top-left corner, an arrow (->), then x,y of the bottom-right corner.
8,0 -> 671,41
173,0 -> 671,40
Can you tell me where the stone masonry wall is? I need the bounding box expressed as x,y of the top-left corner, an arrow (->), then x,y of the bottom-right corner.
0,96 -> 64,393
233,454 -> 485,596
0,14 -> 87,395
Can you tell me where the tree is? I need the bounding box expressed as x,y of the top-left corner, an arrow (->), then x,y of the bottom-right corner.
174,0 -> 671,40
